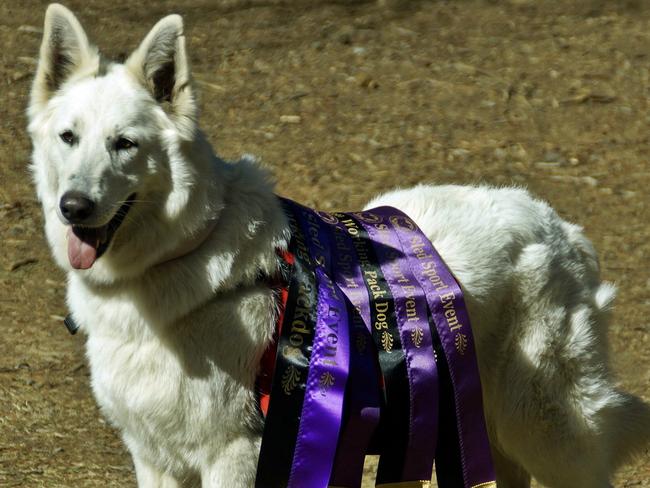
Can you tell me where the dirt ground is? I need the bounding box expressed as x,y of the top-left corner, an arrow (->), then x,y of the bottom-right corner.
0,0 -> 648,486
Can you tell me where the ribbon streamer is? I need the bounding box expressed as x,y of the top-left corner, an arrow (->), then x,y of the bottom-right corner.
256,199 -> 496,488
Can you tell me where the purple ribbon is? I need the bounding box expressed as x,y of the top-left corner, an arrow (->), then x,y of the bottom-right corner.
353,211 -> 439,482
266,199 -> 496,488
286,203 -> 351,488
378,208 -> 496,488
321,211 -> 381,488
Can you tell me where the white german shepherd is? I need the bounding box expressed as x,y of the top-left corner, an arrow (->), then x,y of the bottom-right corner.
28,4 -> 650,487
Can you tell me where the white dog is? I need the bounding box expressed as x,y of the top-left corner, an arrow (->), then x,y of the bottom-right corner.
28,4 -> 650,487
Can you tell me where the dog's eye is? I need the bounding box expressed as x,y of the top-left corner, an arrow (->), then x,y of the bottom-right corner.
115,137 -> 137,151
60,130 -> 75,145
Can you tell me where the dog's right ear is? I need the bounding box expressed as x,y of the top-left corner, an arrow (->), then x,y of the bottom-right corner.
30,4 -> 99,114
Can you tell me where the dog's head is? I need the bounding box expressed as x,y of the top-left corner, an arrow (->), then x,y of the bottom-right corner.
28,4 -> 222,283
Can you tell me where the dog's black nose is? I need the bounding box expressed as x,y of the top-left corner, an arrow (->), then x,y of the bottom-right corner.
59,191 -> 96,223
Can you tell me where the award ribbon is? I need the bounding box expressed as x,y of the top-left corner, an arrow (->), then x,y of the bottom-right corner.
256,199 -> 496,488
255,210 -> 318,487
284,201 -> 351,488
321,211 -> 381,488
353,211 -> 439,483
334,212 -> 412,484
379,208 -> 496,488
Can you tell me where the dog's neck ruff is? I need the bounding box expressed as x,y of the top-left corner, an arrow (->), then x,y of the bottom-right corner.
256,198 -> 496,488
152,218 -> 220,267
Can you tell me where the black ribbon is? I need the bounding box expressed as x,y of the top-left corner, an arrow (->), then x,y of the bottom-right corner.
255,215 -> 318,488
335,213 -> 411,484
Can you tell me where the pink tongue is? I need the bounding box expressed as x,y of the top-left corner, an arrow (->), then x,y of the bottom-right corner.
67,228 -> 98,270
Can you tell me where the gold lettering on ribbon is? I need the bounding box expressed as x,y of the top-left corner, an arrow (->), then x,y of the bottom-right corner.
440,291 -> 463,332
282,345 -> 301,359
319,371 -> 335,396
389,214 -> 417,231
281,365 -> 301,395
400,213 -> 472,360
411,327 -> 424,348
283,282 -> 314,361
352,211 -> 382,224
454,332 -> 468,355
374,299 -> 389,330
381,330 -> 394,353
338,214 -> 396,354
316,210 -> 338,225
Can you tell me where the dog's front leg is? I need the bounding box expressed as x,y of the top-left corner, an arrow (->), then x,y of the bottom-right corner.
133,456 -> 187,488
200,437 -> 259,488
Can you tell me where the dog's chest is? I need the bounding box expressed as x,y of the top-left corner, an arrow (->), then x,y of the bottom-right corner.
78,293 -> 264,468
88,332 -> 186,419
86,330 -> 236,457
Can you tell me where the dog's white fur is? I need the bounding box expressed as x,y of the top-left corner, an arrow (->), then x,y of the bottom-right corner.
28,4 -> 650,487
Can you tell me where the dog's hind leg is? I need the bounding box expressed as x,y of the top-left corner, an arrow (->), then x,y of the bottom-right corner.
493,238 -> 648,487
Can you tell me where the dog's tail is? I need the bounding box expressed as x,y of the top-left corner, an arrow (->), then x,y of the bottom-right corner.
605,390 -> 650,471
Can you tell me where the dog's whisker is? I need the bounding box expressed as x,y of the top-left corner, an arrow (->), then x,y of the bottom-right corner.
110,199 -> 154,208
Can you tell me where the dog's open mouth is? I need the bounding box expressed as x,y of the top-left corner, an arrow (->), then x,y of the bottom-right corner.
67,194 -> 136,270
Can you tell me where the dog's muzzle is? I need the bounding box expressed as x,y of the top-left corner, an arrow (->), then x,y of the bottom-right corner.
65,194 -> 136,269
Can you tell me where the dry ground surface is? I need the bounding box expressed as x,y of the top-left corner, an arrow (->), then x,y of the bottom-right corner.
1,0 -> 649,486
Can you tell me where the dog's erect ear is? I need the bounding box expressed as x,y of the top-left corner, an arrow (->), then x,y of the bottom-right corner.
30,4 -> 99,113
126,14 -> 197,139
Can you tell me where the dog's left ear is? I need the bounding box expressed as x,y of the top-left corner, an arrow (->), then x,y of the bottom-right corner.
126,15 -> 196,139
